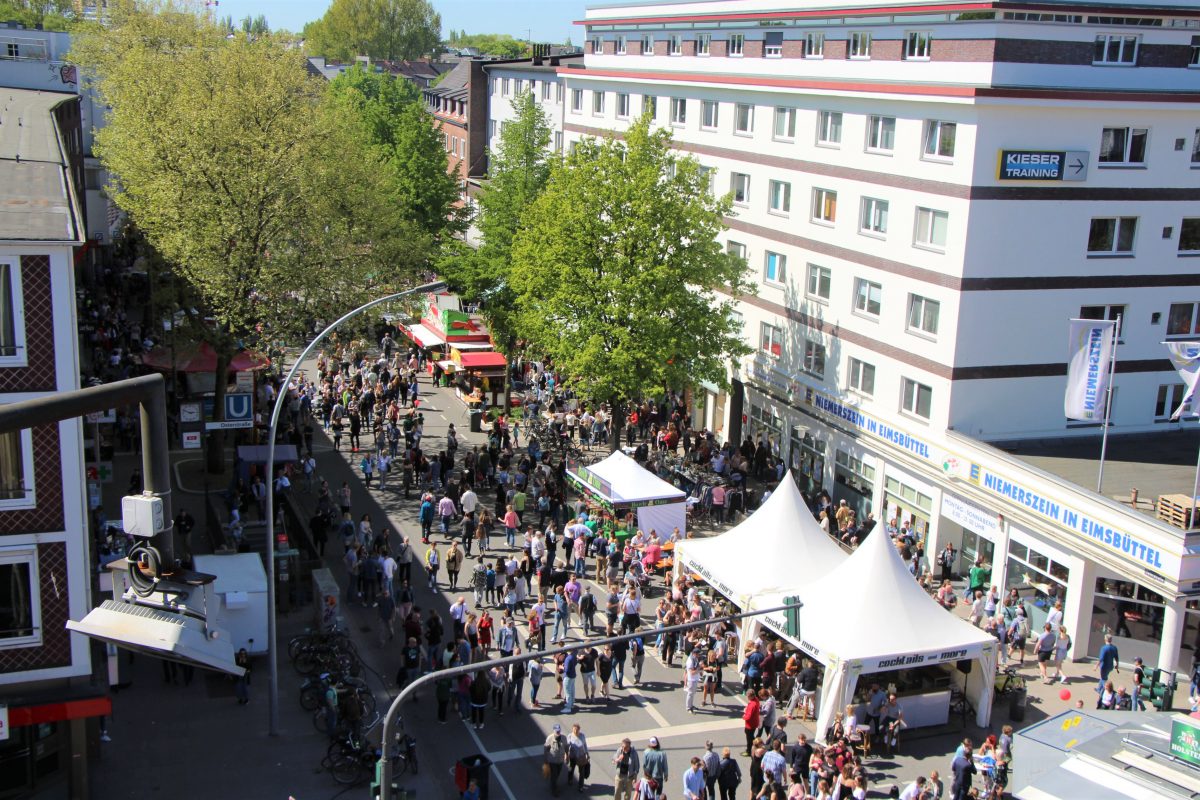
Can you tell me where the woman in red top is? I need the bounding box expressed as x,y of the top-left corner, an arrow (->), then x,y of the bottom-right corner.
478,610 -> 493,654
743,690 -> 762,756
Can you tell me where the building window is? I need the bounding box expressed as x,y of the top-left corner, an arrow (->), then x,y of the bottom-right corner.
489,120 -> 496,139
699,165 -> 717,195
728,33 -> 744,57
644,95 -> 656,118
1099,126 -> 1147,165
773,107 -> 796,140
502,78 -> 510,96
730,172 -> 750,205
1094,33 -> 1139,65
1193,129 -> 1200,164
812,188 -> 837,224
866,115 -> 896,153
571,89 -> 583,112
817,111 -> 842,146
727,241 -> 747,262
1156,384 -> 1189,419
592,90 -> 605,115
923,120 -> 956,159
641,34 -> 654,55
669,35 -> 682,56
848,357 -> 876,395
764,251 -> 787,284
0,548 -> 39,647
591,36 -> 602,54
764,31 -> 783,58
616,93 -> 630,119
701,100 -> 719,129
761,322 -> 784,357
554,131 -> 563,152
803,340 -> 826,378
901,378 -> 932,419
1080,304 -> 1126,340
616,35 -> 626,55
1190,36 -> 1200,67
556,83 -> 563,103
905,31 -> 932,60
734,103 -> 753,135
850,31 -> 872,59
806,264 -> 831,301
914,207 -> 949,251
1087,217 -> 1137,255
907,294 -> 940,336
1181,219 -> 1200,253
859,197 -> 889,236
0,260 -> 25,364
542,80 -> 552,101
697,34 -> 711,56
805,32 -> 825,58
0,429 -> 33,507
1168,302 -> 1200,337
670,97 -> 687,125
768,180 -> 791,215
515,79 -> 524,95
854,278 -> 882,317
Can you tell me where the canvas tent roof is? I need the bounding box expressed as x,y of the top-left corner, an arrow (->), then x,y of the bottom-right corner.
578,451 -> 685,504
674,472 -> 845,604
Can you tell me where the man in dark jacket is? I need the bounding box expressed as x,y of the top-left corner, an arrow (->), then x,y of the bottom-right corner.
717,747 -> 742,800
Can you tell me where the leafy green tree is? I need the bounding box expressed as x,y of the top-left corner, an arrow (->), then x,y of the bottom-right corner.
0,0 -> 73,29
240,14 -> 269,37
302,0 -> 440,61
453,33 -> 527,58
509,114 -> 752,448
451,89 -> 552,390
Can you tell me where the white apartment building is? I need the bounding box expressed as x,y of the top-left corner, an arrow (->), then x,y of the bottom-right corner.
484,55 -> 580,158
567,1 -> 1200,675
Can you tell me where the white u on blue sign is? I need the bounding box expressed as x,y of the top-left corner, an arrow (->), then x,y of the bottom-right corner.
225,393 -> 253,422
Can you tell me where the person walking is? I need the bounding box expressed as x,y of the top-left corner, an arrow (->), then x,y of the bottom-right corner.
1096,633 -> 1120,693
612,738 -> 641,800
951,745 -> 977,800
642,737 -> 669,790
529,655 -> 544,708
566,723 -> 590,791
446,540 -> 464,590
544,723 -> 568,797
377,587 -> 396,645
701,741 -> 721,799
1051,625 -> 1072,683
717,747 -> 742,800
1035,623 -> 1057,683
562,649 -> 578,713
424,542 -> 441,590
682,756 -> 707,800
743,690 -> 763,756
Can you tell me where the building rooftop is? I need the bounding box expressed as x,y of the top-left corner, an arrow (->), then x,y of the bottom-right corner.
426,60 -> 470,96
483,54 -> 584,74
0,87 -> 81,242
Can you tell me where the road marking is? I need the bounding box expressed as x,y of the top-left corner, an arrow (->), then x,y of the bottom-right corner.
627,685 -> 671,728
464,718 -> 518,800
486,716 -> 743,763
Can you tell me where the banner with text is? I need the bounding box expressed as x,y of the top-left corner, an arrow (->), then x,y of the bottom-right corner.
1064,319 -> 1116,421
1163,341 -> 1200,421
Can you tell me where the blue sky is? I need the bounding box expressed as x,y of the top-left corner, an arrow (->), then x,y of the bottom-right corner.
211,0 -> 592,43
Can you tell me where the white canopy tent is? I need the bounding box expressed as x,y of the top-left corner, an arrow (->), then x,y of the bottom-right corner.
674,471 -> 846,606
751,525 -> 998,741
566,451 -> 687,536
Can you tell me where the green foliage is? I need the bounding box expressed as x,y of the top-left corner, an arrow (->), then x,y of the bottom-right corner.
509,113 -> 751,422
240,14 -> 269,36
452,33 -> 528,58
0,0 -> 74,30
451,90 -> 552,353
302,0 -> 440,62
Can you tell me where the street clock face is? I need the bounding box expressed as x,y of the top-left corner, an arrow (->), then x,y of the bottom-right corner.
180,403 -> 201,423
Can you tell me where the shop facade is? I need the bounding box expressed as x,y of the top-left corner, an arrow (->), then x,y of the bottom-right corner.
740,366 -> 1200,673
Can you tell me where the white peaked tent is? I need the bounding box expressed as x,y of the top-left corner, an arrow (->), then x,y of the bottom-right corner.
673,471 -> 847,605
751,526 -> 998,742
566,451 -> 687,536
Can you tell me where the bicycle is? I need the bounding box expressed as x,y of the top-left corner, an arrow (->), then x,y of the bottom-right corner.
994,665 -> 1026,697
323,722 -> 415,785
300,672 -> 374,713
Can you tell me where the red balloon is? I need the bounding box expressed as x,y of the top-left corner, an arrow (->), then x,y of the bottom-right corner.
1059,688 -> 1071,701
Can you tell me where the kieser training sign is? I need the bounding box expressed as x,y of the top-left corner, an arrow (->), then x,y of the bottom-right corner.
1064,319 -> 1116,421
997,150 -> 1089,181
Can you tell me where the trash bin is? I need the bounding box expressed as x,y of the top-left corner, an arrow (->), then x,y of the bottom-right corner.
469,409 -> 483,434
1009,687 -> 1028,722
455,754 -> 492,799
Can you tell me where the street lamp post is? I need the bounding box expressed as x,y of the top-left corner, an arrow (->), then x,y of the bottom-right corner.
264,280 -> 446,736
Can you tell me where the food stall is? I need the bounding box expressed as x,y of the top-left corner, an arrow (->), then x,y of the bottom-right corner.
450,348 -> 508,409
566,451 -> 687,539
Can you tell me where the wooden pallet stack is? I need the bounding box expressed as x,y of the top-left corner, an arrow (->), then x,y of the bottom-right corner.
1157,493 -> 1199,529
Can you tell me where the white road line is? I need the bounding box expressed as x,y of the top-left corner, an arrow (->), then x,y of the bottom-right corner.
486,716 -> 743,763
627,685 -> 671,728
463,718 -> 518,800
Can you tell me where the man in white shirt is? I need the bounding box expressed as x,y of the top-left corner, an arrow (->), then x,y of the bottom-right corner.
898,776 -> 927,800
461,487 -> 479,521
449,596 -> 468,638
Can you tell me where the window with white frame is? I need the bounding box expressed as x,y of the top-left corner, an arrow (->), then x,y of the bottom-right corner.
803,340 -> 826,378
571,89 -> 583,112
641,34 -> 654,55
604,94 -> 623,120
850,31 -> 872,58
670,97 -> 687,125
901,378 -> 932,419
854,278 -> 882,317
805,32 -> 825,58
1094,33 -> 1139,65
669,34 -> 682,55
1190,36 -> 1200,67
1155,384 -> 1189,419
1180,218 -> 1200,253
761,322 -> 784,357
592,90 -> 605,115
554,131 -> 563,152
773,107 -> 796,140
1099,126 -> 1147,165
697,33 -> 711,56
1193,129 -> 1200,164
923,120 -> 956,159
806,264 -> 831,300
730,172 -> 750,205
866,115 -> 896,152
764,31 -> 783,58
515,79 -> 524,94
812,188 -> 837,224
489,120 -> 496,139
1168,302 -> 1200,337
699,164 -> 716,195
502,78 -> 510,96
848,357 -> 876,395
489,78 -> 497,95
727,240 -> 747,262
616,35 -> 627,54
764,251 -> 787,284
0,429 -> 34,507
556,83 -> 563,103
591,36 -> 602,54
914,207 -> 949,251
907,294 -> 940,336
1079,304 -> 1126,341
0,547 -> 39,647
734,103 -> 753,134
644,95 -> 657,118
905,31 -> 932,60
859,197 -> 888,236
817,110 -> 842,145
0,259 -> 25,363
1087,217 -> 1137,254
768,180 -> 791,215
728,33 -> 744,56
701,100 -> 719,129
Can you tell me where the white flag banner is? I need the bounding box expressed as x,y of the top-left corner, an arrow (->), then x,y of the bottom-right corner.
1163,341 -> 1200,420
1064,319 -> 1116,421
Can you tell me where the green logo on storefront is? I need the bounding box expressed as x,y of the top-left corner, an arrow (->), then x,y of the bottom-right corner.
1170,716 -> 1200,767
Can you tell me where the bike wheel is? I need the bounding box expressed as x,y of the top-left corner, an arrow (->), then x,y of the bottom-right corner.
300,686 -> 322,712
294,649 -> 322,676
313,707 -> 333,735
329,753 -> 368,785
357,688 -> 378,716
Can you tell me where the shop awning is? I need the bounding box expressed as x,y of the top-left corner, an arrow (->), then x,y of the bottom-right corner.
449,341 -> 494,351
436,360 -> 457,372
403,322 -> 444,349
458,351 -> 507,369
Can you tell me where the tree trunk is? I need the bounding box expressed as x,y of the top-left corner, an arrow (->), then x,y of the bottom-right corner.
205,350 -> 231,474
609,400 -> 623,454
